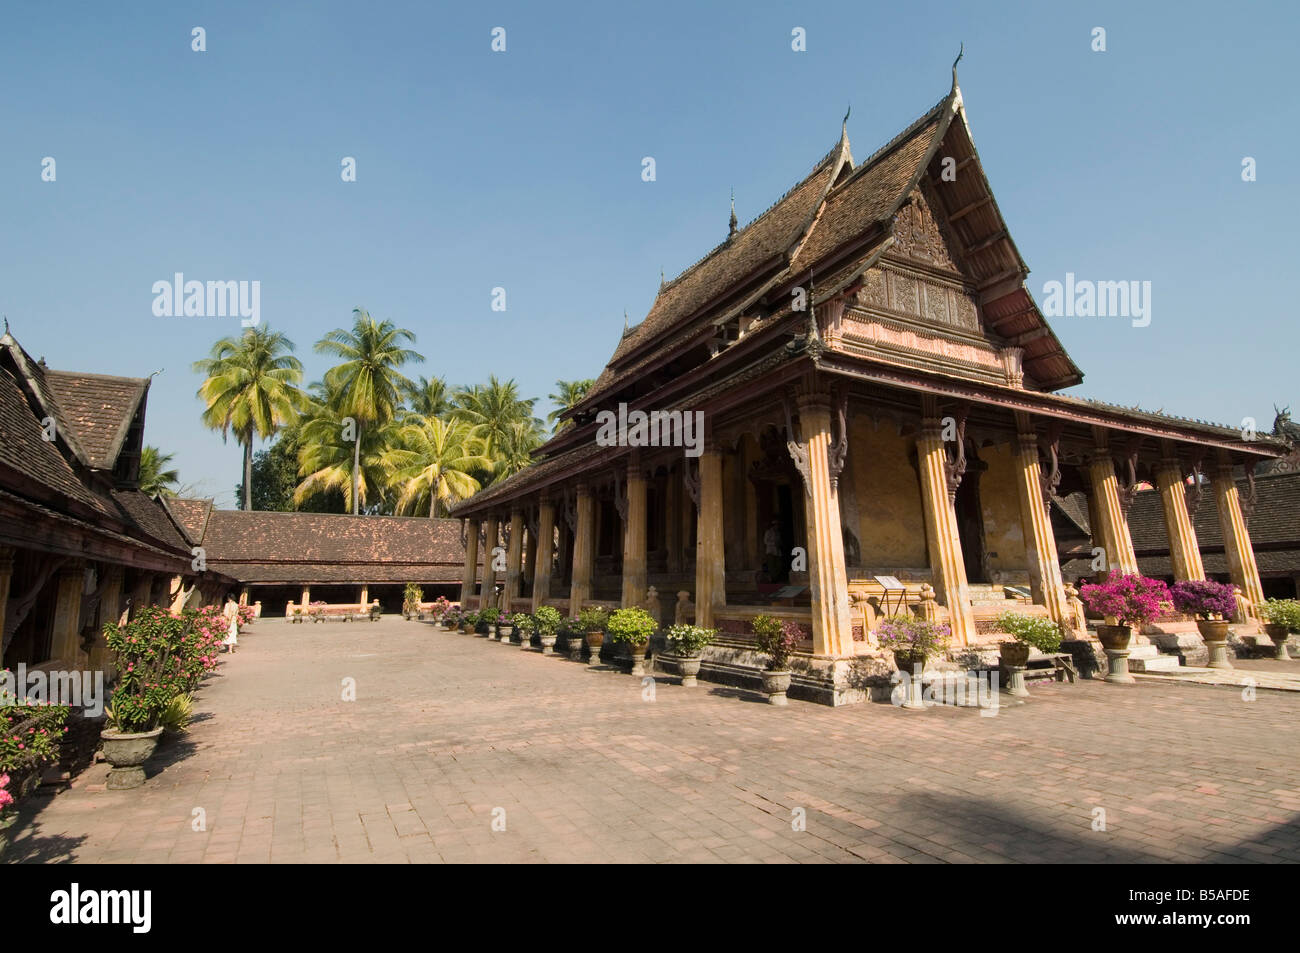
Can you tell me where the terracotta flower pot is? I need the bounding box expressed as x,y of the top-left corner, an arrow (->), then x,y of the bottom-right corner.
586,631 -> 605,667
100,727 -> 163,790
761,669 -> 792,706
628,641 -> 649,677
1264,623 -> 1292,661
1096,624 -> 1135,683
1195,618 -> 1232,669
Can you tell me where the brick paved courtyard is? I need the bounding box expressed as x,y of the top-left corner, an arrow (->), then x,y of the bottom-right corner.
8,617 -> 1300,864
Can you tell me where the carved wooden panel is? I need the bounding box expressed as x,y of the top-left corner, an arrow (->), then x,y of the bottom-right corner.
892,193 -> 958,270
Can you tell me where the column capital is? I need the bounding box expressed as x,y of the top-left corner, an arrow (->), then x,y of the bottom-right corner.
794,390 -> 833,414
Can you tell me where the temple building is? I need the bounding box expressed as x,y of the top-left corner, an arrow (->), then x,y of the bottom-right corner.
165,500 -> 465,614
450,76 -> 1289,703
0,328 -> 236,676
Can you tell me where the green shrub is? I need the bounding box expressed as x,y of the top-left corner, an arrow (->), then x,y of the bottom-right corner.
995,611 -> 1063,653
0,703 -> 69,775
479,607 -> 501,624
534,606 -> 563,638
1261,599 -> 1300,632
578,607 -> 610,633
159,693 -> 194,734
606,607 -> 656,646
510,612 -> 535,634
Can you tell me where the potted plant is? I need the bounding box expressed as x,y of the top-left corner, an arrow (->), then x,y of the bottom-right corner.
495,608 -> 515,642
873,616 -> 951,709
431,596 -> 451,626
510,612 -> 534,648
606,607 -> 657,676
561,617 -> 585,660
579,607 -> 610,667
663,624 -> 715,687
534,606 -> 563,655
1170,579 -> 1239,669
1080,572 -> 1170,683
0,701 -> 69,854
478,607 -> 500,638
750,614 -> 804,706
995,612 -> 1063,697
1259,598 -> 1299,660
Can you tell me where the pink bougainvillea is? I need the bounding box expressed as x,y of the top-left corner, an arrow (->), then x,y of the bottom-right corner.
1079,572 -> 1170,627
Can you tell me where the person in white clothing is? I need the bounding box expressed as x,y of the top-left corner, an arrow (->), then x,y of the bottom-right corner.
222,596 -> 239,653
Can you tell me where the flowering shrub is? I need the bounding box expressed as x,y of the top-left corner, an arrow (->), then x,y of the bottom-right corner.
103,605 -> 222,733
0,702 -> 69,775
237,604 -> 255,627
0,773 -> 12,813
873,616 -> 950,660
431,596 -> 451,620
1169,579 -> 1237,620
664,624 -> 715,655
751,615 -> 804,670
1079,572 -> 1170,627
996,612 -> 1062,653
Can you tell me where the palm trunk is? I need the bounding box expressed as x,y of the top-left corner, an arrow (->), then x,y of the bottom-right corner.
352,422 -> 362,515
243,438 -> 254,511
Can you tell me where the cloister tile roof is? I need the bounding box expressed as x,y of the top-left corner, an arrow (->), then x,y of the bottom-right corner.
42,370 -> 148,470
163,497 -> 214,546
111,489 -> 192,554
177,507 -> 468,585
1126,472 -> 1300,553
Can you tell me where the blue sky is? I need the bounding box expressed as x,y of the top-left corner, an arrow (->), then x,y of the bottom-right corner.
2,1 -> 1296,507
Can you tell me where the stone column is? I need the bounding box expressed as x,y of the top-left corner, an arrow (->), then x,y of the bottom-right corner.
1088,445 -> 1139,575
505,509 -> 524,610
1012,427 -> 1070,629
621,458 -> 648,608
359,584 -> 369,609
50,561 -> 86,665
796,395 -> 854,657
570,484 -> 594,618
916,415 -> 976,646
666,468 -> 683,573
0,547 -> 13,668
1213,459 -> 1265,612
301,585 -> 310,608
89,566 -> 123,676
460,518 -> 480,606
239,587 -> 249,605
481,516 -> 500,610
1156,457 -> 1205,582
694,446 -> 726,628
129,573 -> 154,619
533,498 -> 555,610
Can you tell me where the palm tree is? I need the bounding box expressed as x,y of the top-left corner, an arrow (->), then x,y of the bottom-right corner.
452,375 -> 540,457
402,375 -> 451,421
138,446 -> 180,498
382,416 -> 492,516
314,308 -> 424,514
193,326 -> 306,510
492,418 -> 546,482
295,394 -> 400,514
547,378 -> 595,431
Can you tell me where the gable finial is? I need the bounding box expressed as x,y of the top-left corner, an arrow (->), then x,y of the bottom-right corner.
842,104 -> 851,132
660,267 -> 665,287
2,316 -> 8,334
623,309 -> 629,333
952,42 -> 964,88
728,187 -> 738,238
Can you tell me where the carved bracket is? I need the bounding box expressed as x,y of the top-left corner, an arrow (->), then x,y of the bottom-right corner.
613,471 -> 627,522
828,391 -> 848,493
1241,460 -> 1258,521
1038,421 -> 1063,506
683,460 -> 700,509
1116,437 -> 1141,516
943,405 -> 969,503
784,397 -> 813,498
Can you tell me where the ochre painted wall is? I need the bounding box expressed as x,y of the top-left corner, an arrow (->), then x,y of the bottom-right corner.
977,441 -> 1027,573
849,416 -> 929,567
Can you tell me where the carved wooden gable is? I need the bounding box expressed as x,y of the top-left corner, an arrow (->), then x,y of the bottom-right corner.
891,190 -> 960,272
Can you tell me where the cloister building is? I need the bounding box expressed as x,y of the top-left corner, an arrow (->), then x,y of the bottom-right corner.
450,78 -> 1288,704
